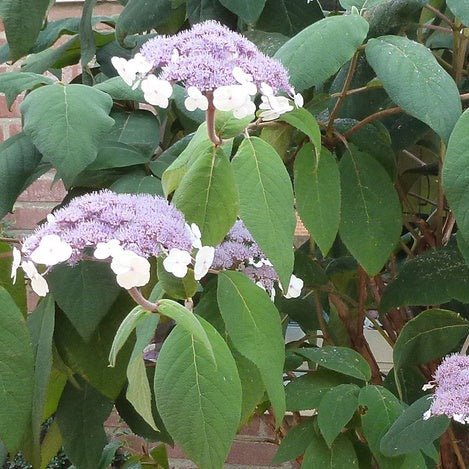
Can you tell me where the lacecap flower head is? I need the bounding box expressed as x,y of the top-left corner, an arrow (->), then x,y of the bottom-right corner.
423,354 -> 469,424
112,21 -> 302,119
15,190 -> 214,295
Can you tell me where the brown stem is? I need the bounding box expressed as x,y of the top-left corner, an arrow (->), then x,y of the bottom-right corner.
326,51 -> 360,140
460,334 -> 469,355
205,92 -> 222,146
420,23 -> 453,33
127,287 -> 158,312
314,291 -> 333,345
343,107 -> 402,139
0,237 -> 21,244
436,141 -> 446,247
461,93 -> 469,101
329,84 -> 382,99
423,3 -> 454,27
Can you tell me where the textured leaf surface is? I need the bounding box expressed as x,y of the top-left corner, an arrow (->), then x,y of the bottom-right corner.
381,244 -> 469,311
275,15 -> 369,90
21,84 -> 114,185
218,0 -> 265,23
339,144 -> 401,275
48,262 -> 121,341
393,309 -> 469,371
366,36 -> 461,142
0,287 -> 34,451
232,137 -> 295,288
94,76 -> 144,101
218,272 -> 286,423
0,72 -> 53,108
447,0 -> 469,27
295,145 -> 340,256
174,146 -> 239,246
272,420 -> 314,464
296,346 -> 371,381
56,380 -> 113,469
154,317 -> 241,469
381,396 -> 449,457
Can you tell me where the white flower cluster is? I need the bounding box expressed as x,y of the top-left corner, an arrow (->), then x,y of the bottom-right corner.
11,223 -> 215,297
111,55 -> 302,121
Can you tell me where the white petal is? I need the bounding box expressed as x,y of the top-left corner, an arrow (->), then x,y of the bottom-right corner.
294,92 -> 304,108
31,234 -> 72,266
31,274 -> 49,297
422,383 -> 435,391
110,250 -> 135,275
141,76 -> 173,108
213,85 -> 249,112
284,274 -> 304,299
260,83 -> 274,96
194,246 -> 215,280
11,247 -> 21,283
46,213 -> 56,223
21,260 -> 39,279
233,100 -> 256,119
423,410 -> 432,421
163,248 -> 192,278
115,255 -> 151,289
94,239 -> 122,260
111,56 -> 135,87
132,53 -> 152,74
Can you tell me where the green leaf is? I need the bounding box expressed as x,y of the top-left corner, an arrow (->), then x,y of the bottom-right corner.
156,299 -> 213,357
109,306 -> 147,368
40,420 -> 62,469
274,15 -> 369,91
126,314 -> 160,431
116,0 -> 173,40
443,110 -> 469,242
94,76 -> 144,101
56,379 -> 113,469
218,0 -> 265,23
447,0 -> 469,25
286,369 -> 347,411
150,134 -> 192,179
0,243 -> 26,313
154,317 -> 242,469
98,441 -> 122,469
48,262 -> 122,341
0,133 -> 42,218
0,0 -> 50,60
156,258 -> 198,300
296,346 -> 371,381
256,0 -> 324,37
54,292 -> 135,399
272,419 -> 314,464
339,144 -> 401,275
381,244 -> 469,311
28,297 -> 55,465
366,36 -> 461,142
0,287 -> 34,451
381,396 -> 450,457
218,271 -> 286,423
279,108 -> 321,161
318,384 -> 360,447
340,0 -> 387,9
0,72 -> 53,108
232,137 -> 295,288
186,0 -> 235,25
301,432 -> 358,469
174,146 -> 239,246
393,309 -> 469,372
110,171 -> 164,196
21,84 -> 114,185
359,385 -> 415,468
215,110 -> 253,139
80,0 -> 98,80
242,30 -> 289,56
294,145 -> 340,256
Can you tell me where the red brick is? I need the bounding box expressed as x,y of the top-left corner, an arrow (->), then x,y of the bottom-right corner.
0,95 -> 21,117
6,119 -> 22,138
4,203 -> 57,230
17,177 -> 66,202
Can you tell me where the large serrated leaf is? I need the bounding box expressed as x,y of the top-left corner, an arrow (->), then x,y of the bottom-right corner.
0,132 -> 43,218
48,262 -> 122,341
21,84 -> 114,185
275,15 -> 369,91
366,36 -> 461,142
294,145 -> 340,256
154,317 -> 242,469
393,309 -> 469,372
174,146 -> 239,246
232,137 -> 295,288
0,0 -> 50,60
0,287 -> 34,451
381,244 -> 469,311
56,379 -> 113,469
339,144 -> 401,275
218,271 -> 286,424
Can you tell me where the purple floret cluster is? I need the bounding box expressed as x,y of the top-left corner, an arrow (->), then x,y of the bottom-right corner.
424,354 -> 469,424
140,20 -> 292,93
22,190 -> 193,264
213,220 -> 278,291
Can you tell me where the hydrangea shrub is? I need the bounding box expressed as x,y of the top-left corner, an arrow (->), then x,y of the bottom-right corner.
0,0 -> 469,468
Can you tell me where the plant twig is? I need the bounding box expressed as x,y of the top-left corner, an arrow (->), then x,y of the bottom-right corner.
448,425 -> 466,469
423,3 -> 454,27
460,334 -> 469,355
343,107 -> 402,139
314,291 -> 333,345
205,92 -> 222,146
128,287 -> 158,311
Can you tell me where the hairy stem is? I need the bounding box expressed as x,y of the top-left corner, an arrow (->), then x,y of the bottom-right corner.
128,287 -> 158,312
205,92 -> 222,146
423,3 -> 454,27
343,107 -> 402,139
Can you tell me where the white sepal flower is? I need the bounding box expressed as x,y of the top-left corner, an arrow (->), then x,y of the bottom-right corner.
194,246 -> 215,280
21,261 -> 49,297
94,239 -> 123,260
422,382 -> 436,391
233,99 -> 256,119
110,250 -> 151,289
30,234 -> 72,266
233,67 -> 257,95
283,274 -> 304,299
259,95 -> 293,121
111,53 -> 152,89
186,223 -> 202,249
185,86 -> 209,112
141,76 -> 173,108
260,82 -> 274,97
293,92 -> 304,108
163,248 -> 192,278
270,288 -> 276,302
213,85 -> 250,112
11,247 -> 21,283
